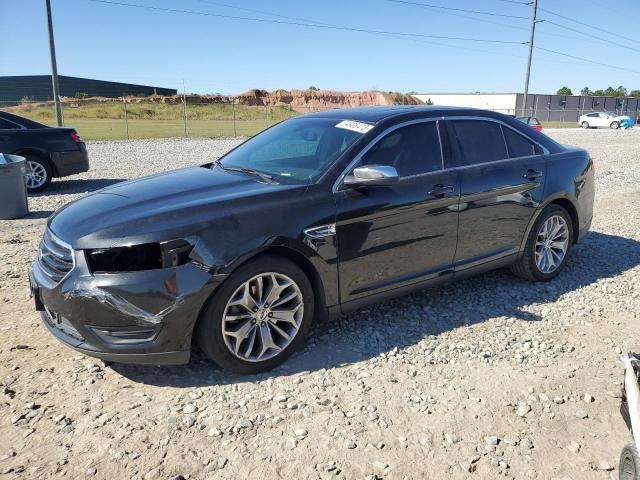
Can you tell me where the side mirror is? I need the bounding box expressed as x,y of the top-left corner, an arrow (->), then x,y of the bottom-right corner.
343,165 -> 399,187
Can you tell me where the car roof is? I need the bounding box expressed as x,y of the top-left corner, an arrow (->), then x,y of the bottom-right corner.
300,105 -> 471,123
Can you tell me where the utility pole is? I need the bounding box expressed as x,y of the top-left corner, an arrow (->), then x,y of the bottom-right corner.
522,0 -> 538,116
45,0 -> 63,126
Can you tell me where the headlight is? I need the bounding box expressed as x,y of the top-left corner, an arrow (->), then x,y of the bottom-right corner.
86,240 -> 193,273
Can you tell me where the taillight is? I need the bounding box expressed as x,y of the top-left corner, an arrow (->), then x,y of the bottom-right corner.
70,131 -> 84,144
588,157 -> 594,173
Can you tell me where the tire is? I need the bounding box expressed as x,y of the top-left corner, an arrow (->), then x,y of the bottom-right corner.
510,204 -> 574,282
619,443 -> 640,480
196,254 -> 314,374
581,121 -> 590,129
611,121 -> 621,129
25,155 -> 52,192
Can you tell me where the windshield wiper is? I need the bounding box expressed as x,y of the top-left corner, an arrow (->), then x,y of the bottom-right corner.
218,164 -> 275,183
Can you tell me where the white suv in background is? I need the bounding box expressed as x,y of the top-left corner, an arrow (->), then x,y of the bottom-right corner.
579,111 -> 633,129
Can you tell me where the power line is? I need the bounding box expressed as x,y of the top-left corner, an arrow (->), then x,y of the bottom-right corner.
381,0 -> 607,46
540,7 -> 640,43
85,0 -> 526,44
538,6 -> 640,45
384,0 -> 530,19
534,46 -> 640,75
193,0 -> 334,27
541,19 -> 640,53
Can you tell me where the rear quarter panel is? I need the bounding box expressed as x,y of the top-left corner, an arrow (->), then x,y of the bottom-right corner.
13,128 -> 80,155
543,147 -> 595,234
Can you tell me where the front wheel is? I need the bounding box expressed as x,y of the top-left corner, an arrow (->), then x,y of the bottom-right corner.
510,204 -> 574,281
611,121 -> 620,129
196,255 -> 314,374
619,443 -> 640,480
581,121 -> 590,129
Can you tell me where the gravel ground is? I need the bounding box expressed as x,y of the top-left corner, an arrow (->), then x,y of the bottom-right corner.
1,129 -> 639,479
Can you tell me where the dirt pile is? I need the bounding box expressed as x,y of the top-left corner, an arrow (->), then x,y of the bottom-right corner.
54,89 -> 422,110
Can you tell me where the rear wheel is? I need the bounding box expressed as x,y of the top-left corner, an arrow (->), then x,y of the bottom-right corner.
611,121 -> 620,129
510,204 -> 574,282
581,121 -> 590,129
197,255 -> 314,374
619,443 -> 640,480
25,156 -> 52,192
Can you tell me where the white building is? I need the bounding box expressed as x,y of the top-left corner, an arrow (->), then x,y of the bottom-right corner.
412,93 -> 518,114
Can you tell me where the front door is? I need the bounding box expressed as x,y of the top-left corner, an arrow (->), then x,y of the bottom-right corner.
444,119 -> 547,269
335,120 -> 460,302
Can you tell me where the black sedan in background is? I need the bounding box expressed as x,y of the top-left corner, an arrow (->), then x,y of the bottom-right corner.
0,111 -> 89,192
30,106 -> 594,373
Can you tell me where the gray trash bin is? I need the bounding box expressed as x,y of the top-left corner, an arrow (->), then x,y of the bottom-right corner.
0,154 -> 29,220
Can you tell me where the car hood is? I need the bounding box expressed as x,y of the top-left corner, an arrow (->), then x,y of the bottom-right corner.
49,165 -> 304,249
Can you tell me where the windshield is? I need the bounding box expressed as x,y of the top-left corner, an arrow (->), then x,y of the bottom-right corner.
606,112 -> 617,117
219,117 -> 366,183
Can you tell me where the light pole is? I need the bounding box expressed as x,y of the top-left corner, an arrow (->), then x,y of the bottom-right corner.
45,0 -> 63,126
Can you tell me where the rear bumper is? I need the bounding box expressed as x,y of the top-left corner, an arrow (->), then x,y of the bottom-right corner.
577,215 -> 592,242
50,148 -> 89,177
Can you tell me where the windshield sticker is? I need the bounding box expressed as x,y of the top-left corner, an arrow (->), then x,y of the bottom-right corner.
335,120 -> 374,134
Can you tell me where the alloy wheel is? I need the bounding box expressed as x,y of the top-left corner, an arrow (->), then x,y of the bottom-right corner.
535,215 -> 569,274
26,160 -> 48,190
221,272 -> 304,362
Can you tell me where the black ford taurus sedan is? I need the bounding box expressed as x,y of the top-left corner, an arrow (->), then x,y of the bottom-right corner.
30,106 -> 594,373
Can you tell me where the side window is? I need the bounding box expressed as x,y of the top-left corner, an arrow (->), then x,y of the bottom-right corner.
448,120 -> 508,167
0,118 -> 22,130
502,127 -> 540,158
361,122 -> 442,177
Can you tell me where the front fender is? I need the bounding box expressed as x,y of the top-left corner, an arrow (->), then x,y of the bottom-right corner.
189,233 -> 339,308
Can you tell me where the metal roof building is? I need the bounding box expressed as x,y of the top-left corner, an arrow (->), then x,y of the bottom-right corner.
0,75 -> 177,105
412,92 -> 640,122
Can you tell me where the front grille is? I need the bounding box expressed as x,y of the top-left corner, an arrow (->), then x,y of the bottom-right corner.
38,229 -> 74,283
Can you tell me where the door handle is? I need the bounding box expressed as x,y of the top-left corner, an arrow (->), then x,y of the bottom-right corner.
427,184 -> 455,197
523,169 -> 543,181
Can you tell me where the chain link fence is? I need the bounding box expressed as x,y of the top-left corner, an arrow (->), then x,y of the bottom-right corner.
4,97 -> 640,140
2,98 -> 338,141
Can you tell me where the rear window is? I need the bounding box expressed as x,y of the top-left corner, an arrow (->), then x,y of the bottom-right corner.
502,126 -> 540,158
448,120 -> 508,167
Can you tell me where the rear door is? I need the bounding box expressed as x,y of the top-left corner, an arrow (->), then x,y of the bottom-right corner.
0,117 -> 23,153
335,119 -> 460,302
444,118 -> 547,270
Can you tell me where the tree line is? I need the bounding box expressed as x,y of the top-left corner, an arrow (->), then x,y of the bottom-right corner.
556,86 -> 640,97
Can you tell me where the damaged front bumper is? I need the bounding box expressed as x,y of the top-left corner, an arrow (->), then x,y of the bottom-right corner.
30,237 -> 223,365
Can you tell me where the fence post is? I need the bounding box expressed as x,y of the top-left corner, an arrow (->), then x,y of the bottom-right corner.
122,97 -> 129,140
264,105 -> 268,129
182,95 -> 188,137
232,99 -> 237,137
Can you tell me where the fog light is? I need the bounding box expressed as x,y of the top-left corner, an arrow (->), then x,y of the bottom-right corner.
88,326 -> 159,345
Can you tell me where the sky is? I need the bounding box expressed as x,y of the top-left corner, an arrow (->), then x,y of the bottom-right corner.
2,0 -> 639,96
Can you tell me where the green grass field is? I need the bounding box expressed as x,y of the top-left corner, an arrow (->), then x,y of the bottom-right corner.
6,102 -> 301,140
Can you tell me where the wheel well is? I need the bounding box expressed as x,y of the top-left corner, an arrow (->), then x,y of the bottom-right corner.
192,246 -> 329,344
549,198 -> 579,243
16,150 -> 56,176
258,246 -> 328,321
